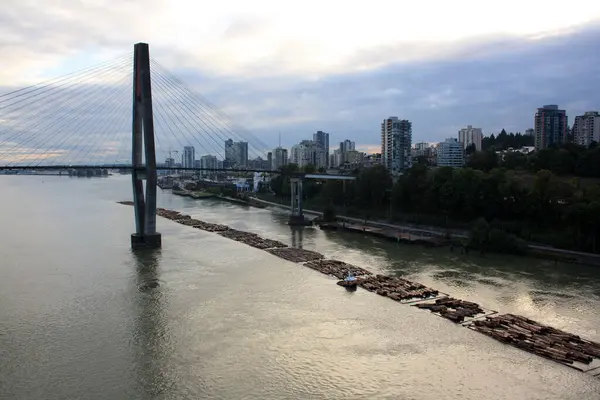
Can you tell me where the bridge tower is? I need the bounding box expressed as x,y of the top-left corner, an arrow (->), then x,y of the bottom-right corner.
130,43 -> 161,249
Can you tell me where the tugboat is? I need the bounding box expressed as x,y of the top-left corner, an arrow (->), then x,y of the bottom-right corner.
337,272 -> 358,291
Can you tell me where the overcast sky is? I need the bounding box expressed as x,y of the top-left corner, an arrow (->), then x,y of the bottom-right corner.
1,0 -> 600,156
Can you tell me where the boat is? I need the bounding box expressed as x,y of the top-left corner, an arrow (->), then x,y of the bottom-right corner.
337,272 -> 358,291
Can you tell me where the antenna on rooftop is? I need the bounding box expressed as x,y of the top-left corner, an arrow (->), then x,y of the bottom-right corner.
278,132 -> 281,148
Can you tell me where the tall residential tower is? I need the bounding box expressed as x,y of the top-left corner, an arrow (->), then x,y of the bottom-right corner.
381,117 -> 412,177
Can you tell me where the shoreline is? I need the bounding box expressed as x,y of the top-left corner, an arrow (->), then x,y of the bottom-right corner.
245,195 -> 600,267
118,200 -> 600,378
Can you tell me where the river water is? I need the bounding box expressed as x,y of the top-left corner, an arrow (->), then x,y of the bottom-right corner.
1,174 -> 600,400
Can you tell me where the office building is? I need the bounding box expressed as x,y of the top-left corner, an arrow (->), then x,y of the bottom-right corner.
437,138 -> 464,167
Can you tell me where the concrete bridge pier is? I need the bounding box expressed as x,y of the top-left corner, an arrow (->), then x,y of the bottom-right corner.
288,177 -> 310,226
130,42 -> 161,249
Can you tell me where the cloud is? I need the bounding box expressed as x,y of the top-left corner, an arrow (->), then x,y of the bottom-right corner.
192,22 -> 600,147
1,1 -> 600,159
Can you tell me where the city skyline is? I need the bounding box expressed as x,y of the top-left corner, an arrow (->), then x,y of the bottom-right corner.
1,2 -> 599,153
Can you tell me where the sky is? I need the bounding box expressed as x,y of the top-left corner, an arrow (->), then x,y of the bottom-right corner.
1,0 -> 600,160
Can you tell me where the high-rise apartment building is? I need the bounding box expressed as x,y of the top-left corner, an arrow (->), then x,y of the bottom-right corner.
573,111 -> 600,147
534,105 -> 568,150
381,117 -> 412,176
182,146 -> 195,169
313,131 -> 330,167
458,125 -> 483,151
224,139 -> 248,167
290,140 -> 326,169
272,147 -> 288,170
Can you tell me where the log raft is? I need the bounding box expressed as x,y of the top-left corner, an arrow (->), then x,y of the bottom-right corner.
117,201 -> 600,377
471,314 -> 600,369
413,297 -> 486,323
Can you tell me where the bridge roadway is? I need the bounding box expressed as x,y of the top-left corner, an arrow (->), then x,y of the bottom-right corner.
0,165 -> 359,180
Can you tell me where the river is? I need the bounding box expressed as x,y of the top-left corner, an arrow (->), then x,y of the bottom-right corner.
1,174 -> 599,399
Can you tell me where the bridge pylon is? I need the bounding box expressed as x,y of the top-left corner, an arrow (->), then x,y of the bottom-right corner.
130,43 -> 161,249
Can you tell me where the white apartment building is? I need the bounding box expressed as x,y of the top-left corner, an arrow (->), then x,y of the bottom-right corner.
381,117 -> 412,177
437,138 -> 464,167
573,111 -> 600,147
290,140 -> 326,169
458,125 -> 483,151
182,146 -> 195,169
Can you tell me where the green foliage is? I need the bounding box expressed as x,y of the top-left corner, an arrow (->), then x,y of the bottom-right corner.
482,130 -> 534,150
468,217 -> 528,255
322,204 -> 337,222
468,141 -> 600,177
266,155 -> 600,254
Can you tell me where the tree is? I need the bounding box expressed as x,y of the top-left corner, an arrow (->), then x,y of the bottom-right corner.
465,143 -> 476,155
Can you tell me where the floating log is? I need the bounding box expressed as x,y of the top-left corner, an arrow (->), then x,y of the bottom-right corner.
218,229 -> 287,249
413,297 -> 485,323
304,259 -> 372,279
472,314 -> 600,366
266,247 -> 324,263
356,275 -> 439,301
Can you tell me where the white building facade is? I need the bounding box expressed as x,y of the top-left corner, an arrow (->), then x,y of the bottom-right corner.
458,125 -> 483,151
573,111 -> 600,147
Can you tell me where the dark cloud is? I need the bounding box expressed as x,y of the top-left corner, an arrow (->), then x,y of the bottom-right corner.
183,22 -> 600,149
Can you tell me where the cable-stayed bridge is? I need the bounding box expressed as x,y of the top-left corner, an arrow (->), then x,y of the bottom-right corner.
0,43 -> 354,249
0,43 -> 284,249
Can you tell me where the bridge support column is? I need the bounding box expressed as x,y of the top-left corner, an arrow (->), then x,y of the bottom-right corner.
288,178 -> 310,226
131,42 -> 161,249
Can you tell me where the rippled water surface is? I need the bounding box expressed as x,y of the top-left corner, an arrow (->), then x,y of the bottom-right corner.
1,175 -> 600,399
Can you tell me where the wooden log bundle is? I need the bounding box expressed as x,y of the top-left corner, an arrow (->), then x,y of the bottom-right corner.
471,314 -> 600,366
356,275 -> 439,301
218,229 -> 287,249
266,247 -> 325,263
304,259 -> 372,279
414,297 -> 485,323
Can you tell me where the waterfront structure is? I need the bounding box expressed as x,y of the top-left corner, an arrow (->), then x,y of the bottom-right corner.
437,138 -> 464,167
381,117 -> 412,177
534,105 -> 568,150
458,125 -> 483,151
573,111 -> 600,147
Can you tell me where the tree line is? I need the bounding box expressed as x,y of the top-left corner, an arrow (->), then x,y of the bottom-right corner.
468,142 -> 600,177
268,162 -> 600,254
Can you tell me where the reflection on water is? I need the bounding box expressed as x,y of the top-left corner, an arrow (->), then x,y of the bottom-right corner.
290,227 -> 305,249
131,249 -> 177,397
2,175 -> 600,400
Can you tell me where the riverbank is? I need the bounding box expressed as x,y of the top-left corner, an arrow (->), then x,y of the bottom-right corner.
118,201 -> 600,378
246,195 -> 600,267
